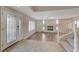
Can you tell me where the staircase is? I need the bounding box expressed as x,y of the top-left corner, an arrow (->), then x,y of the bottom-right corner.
60,38 -> 74,52
59,18 -> 79,52
60,31 -> 79,52
60,33 -> 74,52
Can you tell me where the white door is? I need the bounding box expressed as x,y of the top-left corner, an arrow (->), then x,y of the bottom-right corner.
16,16 -> 22,40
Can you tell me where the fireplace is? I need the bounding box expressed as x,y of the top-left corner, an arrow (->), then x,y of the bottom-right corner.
47,26 -> 53,31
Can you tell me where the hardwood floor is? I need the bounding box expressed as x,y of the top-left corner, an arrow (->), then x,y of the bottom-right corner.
28,32 -> 57,41
4,32 -> 65,52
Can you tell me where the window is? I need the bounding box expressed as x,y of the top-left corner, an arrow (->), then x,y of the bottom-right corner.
56,20 -> 59,31
42,20 -> 45,30
74,19 -> 79,28
77,19 -> 79,28
7,14 -> 16,43
43,27 -> 45,30
56,26 -> 58,30
56,19 -> 59,24
29,20 -> 35,32
43,20 -> 45,24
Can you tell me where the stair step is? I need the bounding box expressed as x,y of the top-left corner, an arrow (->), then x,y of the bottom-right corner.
60,40 -> 73,52
66,39 -> 74,47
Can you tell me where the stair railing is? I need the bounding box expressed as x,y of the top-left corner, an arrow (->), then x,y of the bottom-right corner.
59,17 -> 77,52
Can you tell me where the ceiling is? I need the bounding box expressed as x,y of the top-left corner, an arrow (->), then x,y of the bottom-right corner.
10,6 -> 79,20
31,6 -> 79,12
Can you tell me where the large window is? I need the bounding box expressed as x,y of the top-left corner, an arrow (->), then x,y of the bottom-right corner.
29,20 -> 35,32
7,14 -> 16,43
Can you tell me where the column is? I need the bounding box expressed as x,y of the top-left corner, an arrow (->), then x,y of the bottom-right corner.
73,20 -> 78,52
